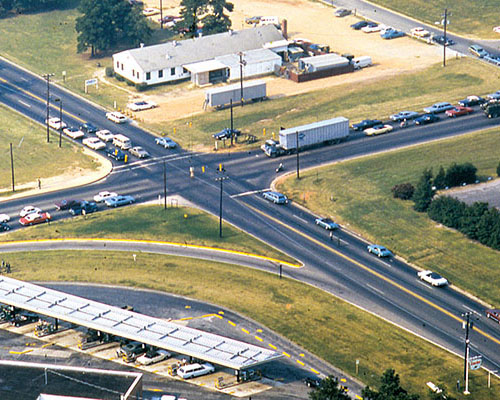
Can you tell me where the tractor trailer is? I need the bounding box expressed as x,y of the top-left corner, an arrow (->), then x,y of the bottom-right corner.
261,117 -> 350,157
204,81 -> 266,109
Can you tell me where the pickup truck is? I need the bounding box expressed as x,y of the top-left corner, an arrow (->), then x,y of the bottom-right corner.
486,309 -> 500,324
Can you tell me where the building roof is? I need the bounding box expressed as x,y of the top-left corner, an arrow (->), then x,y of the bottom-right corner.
216,48 -> 281,68
300,53 -> 349,68
183,59 -> 228,74
114,25 -> 284,72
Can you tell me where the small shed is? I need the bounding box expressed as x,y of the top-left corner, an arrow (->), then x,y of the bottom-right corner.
183,59 -> 229,86
216,48 -> 282,81
298,53 -> 350,72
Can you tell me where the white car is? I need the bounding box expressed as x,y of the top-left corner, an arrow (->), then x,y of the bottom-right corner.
129,146 -> 150,159
82,137 -> 106,150
96,129 -> 115,142
0,213 -> 10,223
493,26 -> 500,34
63,126 -> 85,139
105,111 -> 127,124
143,7 -> 160,16
177,362 -> 215,379
155,137 -> 177,149
20,206 -> 42,217
93,191 -> 118,203
362,23 -> 387,33
127,100 -> 157,111
136,349 -> 171,365
410,27 -> 430,37
417,270 -> 449,287
46,117 -> 67,130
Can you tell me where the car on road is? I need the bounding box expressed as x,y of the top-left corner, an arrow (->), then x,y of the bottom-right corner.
63,126 -> 85,139
127,100 -> 157,111
46,117 -> 67,130
93,191 -> 118,203
381,29 -> 405,39
69,201 -> 98,216
0,222 -> 10,231
105,195 -> 135,207
390,111 -> 420,122
80,122 -> 98,134
445,106 -> 473,118
423,102 -> 454,114
83,137 -> 106,150
19,206 -> 42,217
350,21 -> 370,30
106,148 -> 126,161
212,128 -> 241,140
415,113 -> 440,125
432,35 -> 455,46
262,191 -> 288,204
410,27 -> 430,37
19,212 -> 51,226
315,217 -> 339,230
468,44 -> 489,58
367,244 -> 392,257
362,23 -> 386,33
0,214 -> 10,223
136,349 -> 171,365
364,124 -> 393,136
55,199 -> 81,211
304,377 -> 322,388
155,137 -> 177,149
106,111 -> 127,124
458,95 -> 486,107
486,309 -> 500,324
96,129 -> 115,142
129,146 -> 150,159
351,119 -> 382,131
177,363 -> 215,379
334,8 -> 351,17
417,270 -> 448,287
487,91 -> 500,100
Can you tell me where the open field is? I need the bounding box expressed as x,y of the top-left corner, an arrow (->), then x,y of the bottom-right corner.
278,127 -> 500,306
0,248 -> 496,399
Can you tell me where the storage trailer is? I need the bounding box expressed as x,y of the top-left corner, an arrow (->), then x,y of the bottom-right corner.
204,81 -> 266,109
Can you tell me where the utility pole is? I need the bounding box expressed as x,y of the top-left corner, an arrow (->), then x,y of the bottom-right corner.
230,99 -> 235,146
238,52 -> 246,107
216,166 -> 228,238
10,143 -> 15,192
55,98 -> 63,148
159,0 -> 163,30
462,312 -> 473,395
295,131 -> 300,179
163,161 -> 167,210
442,9 -> 448,67
42,73 -> 54,143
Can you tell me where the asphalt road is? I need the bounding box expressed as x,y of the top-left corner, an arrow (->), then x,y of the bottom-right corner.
1,45 -> 500,389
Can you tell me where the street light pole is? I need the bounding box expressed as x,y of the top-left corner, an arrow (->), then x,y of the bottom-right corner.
442,9 -> 448,67
238,52 -> 246,107
296,131 -> 300,179
55,98 -> 63,148
462,312 -> 473,395
10,142 -> 15,192
42,73 -> 55,143
163,161 -> 167,210
215,168 -> 228,238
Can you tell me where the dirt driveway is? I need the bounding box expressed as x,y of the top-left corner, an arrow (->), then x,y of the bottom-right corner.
136,0 -> 452,122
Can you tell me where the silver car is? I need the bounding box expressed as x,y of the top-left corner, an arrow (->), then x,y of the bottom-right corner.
129,146 -> 150,159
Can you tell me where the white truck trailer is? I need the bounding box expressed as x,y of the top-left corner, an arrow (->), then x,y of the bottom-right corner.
261,117 -> 349,157
204,81 -> 266,109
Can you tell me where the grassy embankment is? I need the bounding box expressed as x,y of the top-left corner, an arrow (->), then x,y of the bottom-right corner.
0,205 -> 497,399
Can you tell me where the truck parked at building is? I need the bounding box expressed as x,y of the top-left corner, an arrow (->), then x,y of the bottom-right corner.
204,81 -> 266,109
261,117 -> 349,157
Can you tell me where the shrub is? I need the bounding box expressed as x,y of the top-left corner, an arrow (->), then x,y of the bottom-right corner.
497,161 -> 500,177
105,67 -> 114,77
433,166 -> 446,190
115,74 -> 124,82
445,162 -> 477,187
391,183 -> 414,200
413,169 -> 434,212
135,82 -> 148,92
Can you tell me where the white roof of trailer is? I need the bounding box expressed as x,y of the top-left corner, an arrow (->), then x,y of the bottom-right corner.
280,117 -> 349,135
205,80 -> 266,95
0,276 -> 281,370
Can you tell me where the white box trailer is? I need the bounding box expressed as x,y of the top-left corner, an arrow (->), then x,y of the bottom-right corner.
279,117 -> 349,151
205,81 -> 267,109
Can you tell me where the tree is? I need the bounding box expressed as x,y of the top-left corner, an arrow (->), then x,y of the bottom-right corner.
391,183 -> 414,200
413,169 -> 433,212
179,0 -> 233,37
433,166 -> 446,190
362,369 -> 419,400
309,376 -> 350,400
444,162 -> 477,188
497,161 -> 500,177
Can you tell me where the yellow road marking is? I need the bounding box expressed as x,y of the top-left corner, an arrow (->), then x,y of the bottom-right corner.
356,395 -> 363,400
296,359 -> 305,366
10,349 -> 33,355
41,343 -> 53,348
311,368 -> 320,374
185,305 -> 191,309
256,328 -> 262,333
227,320 -> 236,327
283,352 -> 291,358
245,204 -> 500,346
241,328 -> 250,334
179,317 -> 192,321
299,353 -> 305,357
150,389 -> 162,392
341,378 -> 346,382
254,336 -> 263,342
218,311 -> 224,315
269,343 -> 277,350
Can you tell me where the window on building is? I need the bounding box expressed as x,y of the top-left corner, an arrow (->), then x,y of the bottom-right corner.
158,70 -> 163,78
132,69 -> 135,76
137,72 -> 140,79
116,61 -> 119,68
183,67 -> 188,74
121,63 -> 124,70
146,72 -> 151,80
171,67 -> 175,76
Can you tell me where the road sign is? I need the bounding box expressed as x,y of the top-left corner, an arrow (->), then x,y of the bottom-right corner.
85,78 -> 98,86
469,355 -> 482,370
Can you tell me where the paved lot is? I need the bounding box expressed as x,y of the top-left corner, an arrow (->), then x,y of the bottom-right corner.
447,179 -> 500,209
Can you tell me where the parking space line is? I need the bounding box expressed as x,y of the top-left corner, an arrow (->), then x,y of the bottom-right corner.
310,368 -> 320,374
269,343 -> 277,350
282,351 -> 291,358
227,320 -> 236,327
296,359 -> 305,366
254,336 -> 263,342
241,328 -> 250,334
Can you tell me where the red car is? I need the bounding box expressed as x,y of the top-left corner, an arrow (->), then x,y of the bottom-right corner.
19,212 -> 51,226
445,106 -> 473,117
486,309 -> 500,324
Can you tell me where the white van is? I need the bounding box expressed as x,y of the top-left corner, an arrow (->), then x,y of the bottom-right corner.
352,56 -> 372,69
177,363 -> 215,379
112,134 -> 132,150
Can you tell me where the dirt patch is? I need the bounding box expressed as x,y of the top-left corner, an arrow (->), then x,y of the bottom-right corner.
134,0 -> 451,122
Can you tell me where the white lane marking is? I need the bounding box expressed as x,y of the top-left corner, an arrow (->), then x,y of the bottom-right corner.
292,214 -> 309,224
231,189 -> 267,198
18,100 -> 31,108
366,283 -> 385,296
111,153 -> 200,173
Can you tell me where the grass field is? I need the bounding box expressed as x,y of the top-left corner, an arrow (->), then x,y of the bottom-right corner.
2,248 -> 497,399
0,104 -> 97,194
278,127 -> 500,306
370,0 -> 500,39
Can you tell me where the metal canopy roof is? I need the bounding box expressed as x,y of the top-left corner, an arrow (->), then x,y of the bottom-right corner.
0,276 -> 282,370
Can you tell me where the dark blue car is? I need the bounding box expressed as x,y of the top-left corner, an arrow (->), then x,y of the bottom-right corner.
351,119 -> 382,131
415,114 -> 440,125
69,201 -> 98,216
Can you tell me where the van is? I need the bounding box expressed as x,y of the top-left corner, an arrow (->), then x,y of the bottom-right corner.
113,134 -> 132,150
352,56 -> 372,69
177,362 -> 215,379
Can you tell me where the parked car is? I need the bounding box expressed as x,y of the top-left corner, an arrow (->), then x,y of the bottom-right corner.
351,119 -> 382,131
155,137 -> 177,149
245,16 -> 262,24
315,217 -> 339,230
423,102 -> 454,113
83,137 -> 106,150
262,191 -> 288,204
445,106 -> 473,117
484,54 -> 500,66
46,117 -> 67,130
417,270 -> 448,287
0,222 -> 10,231
96,129 -> 115,142
468,44 -> 489,58
362,23 -> 386,33
127,100 -> 157,111
93,191 -> 118,203
410,27 -> 430,37
19,206 -> 42,217
485,309 -> 500,324
381,28 -> 405,39
304,377 -> 322,388
390,111 -> 420,121
129,146 -> 150,159
367,244 -> 392,257
177,363 -> 215,379
136,349 -> 171,365
63,126 -> 85,139
334,8 -> 351,17
80,122 -> 98,134
458,96 -> 486,107
350,21 -> 369,30
432,35 -> 455,46
69,201 -> 98,216
19,212 -> 51,226
106,111 -> 127,124
106,148 -> 126,161
212,128 -> 241,140
55,199 -> 80,211
105,195 -> 135,207
0,213 -> 10,223
415,113 -> 440,125
119,341 -> 147,363
143,7 -> 160,16
364,124 -> 393,136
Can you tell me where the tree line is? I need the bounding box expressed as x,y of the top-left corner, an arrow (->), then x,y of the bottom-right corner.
0,0 -> 64,16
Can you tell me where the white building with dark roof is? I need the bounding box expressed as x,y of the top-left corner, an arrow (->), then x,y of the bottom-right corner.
113,25 -> 285,86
